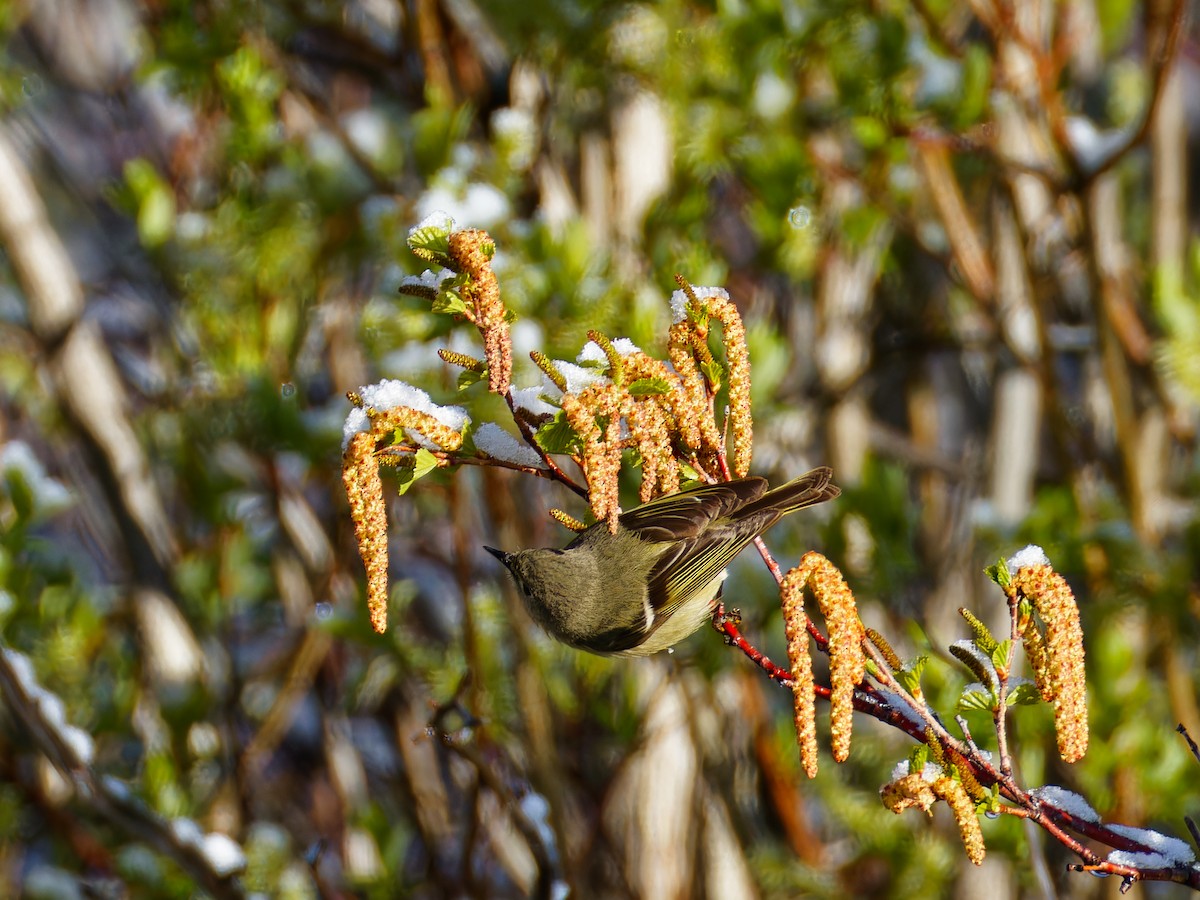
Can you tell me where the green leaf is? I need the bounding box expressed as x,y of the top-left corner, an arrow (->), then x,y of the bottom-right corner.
457,369 -> 485,391
990,640 -> 1012,672
626,377 -> 671,397
413,448 -> 439,479
396,449 -> 440,496
908,745 -> 929,773
533,411 -> 581,455
432,290 -> 469,316
408,224 -> 452,259
1018,597 -> 1034,625
700,359 -> 724,388
395,466 -> 416,495
984,558 -> 1011,589
1005,682 -> 1042,706
957,686 -> 996,713
896,655 -> 928,696
979,784 -> 1003,816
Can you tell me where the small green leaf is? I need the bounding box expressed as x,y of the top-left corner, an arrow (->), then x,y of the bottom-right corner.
700,359 -> 723,388
137,183 -> 176,248
395,466 -> 416,495
413,448 -> 439,479
908,745 -> 929,772
896,655 -> 928,696
1005,682 -> 1042,706
978,783 -> 1002,816
957,686 -> 996,713
397,449 -> 440,495
408,224 -> 452,258
457,369 -> 485,391
991,641 -> 1012,672
533,411 -> 581,455
1018,597 -> 1034,622
626,377 -> 671,397
985,558 -> 1012,589
432,290 -> 469,316
125,159 -> 175,248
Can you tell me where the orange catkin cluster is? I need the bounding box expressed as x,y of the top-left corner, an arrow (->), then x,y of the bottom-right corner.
1009,564 -> 1089,763
781,552 -> 865,775
342,432 -> 389,634
448,229 -> 511,396
341,402 -> 464,634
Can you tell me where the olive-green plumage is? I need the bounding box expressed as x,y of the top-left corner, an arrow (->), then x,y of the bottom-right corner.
486,467 -> 840,656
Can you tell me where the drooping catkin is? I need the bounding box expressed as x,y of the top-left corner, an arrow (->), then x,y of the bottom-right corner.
793,552 -> 864,762
666,322 -> 722,469
343,433 -> 389,634
561,386 -> 622,530
932,776 -> 986,865
448,229 -> 511,395
622,393 -> 678,502
1009,564 -> 1088,763
781,568 -> 819,778
704,292 -> 753,477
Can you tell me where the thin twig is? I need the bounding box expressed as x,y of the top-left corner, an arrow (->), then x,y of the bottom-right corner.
712,603 -> 795,686
994,591 -> 1021,776
505,393 -> 590,499
1071,0 -> 1188,184
1178,723 -> 1200,764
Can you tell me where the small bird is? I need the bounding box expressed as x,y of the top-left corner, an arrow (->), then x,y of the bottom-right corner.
486,467 -> 841,656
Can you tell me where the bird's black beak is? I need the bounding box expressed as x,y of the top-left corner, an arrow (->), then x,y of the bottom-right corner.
484,546 -> 510,567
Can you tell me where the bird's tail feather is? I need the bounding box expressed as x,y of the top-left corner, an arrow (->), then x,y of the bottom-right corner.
734,466 -> 840,521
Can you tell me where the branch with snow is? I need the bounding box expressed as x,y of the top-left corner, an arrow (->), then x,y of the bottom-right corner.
0,645 -> 246,897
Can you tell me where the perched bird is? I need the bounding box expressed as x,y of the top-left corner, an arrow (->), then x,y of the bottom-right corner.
486,467 -> 840,656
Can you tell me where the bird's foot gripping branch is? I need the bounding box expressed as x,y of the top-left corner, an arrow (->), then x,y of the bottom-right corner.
342,218 -> 1200,889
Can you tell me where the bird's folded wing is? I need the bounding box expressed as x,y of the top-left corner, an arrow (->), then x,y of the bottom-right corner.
617,478 -> 767,541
